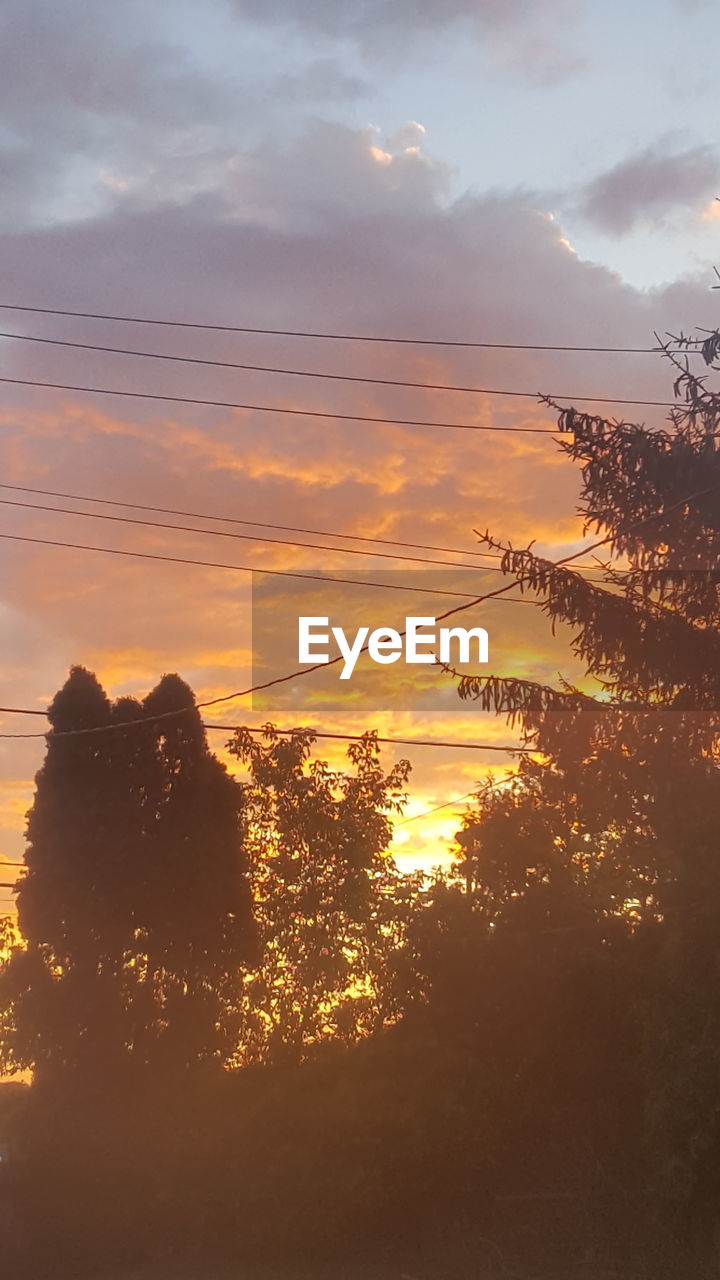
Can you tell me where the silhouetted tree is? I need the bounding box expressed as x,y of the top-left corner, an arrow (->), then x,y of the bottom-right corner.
228,726 -> 418,1064
0,667 -> 254,1080
447,335 -> 720,1217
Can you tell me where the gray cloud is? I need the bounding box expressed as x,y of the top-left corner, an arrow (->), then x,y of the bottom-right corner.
230,0 -> 581,71
0,0 -> 717,879
0,0 -> 370,228
492,35 -> 587,86
0,0 -> 584,234
0,0 -> 223,223
274,59 -> 368,104
577,143 -> 720,235
232,0 -> 571,36
0,105 -> 716,864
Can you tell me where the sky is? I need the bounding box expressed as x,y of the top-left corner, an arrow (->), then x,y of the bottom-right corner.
1,0 -> 720,908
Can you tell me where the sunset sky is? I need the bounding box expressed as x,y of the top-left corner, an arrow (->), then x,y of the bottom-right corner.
1,0 -> 720,908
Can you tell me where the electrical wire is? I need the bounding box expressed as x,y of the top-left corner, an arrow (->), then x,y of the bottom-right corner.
0,496 -> 610,581
0,328 -> 683,404
0,483 -> 507,560
0,371 -> 685,423
212,726 -> 533,752
0,482 -> 617,573
396,789 -> 480,825
0,719 -> 532,754
0,536 -> 546,739
0,374 -> 564,433
396,773 -> 519,826
2,477 -> 717,741
0,302 -> 689,354
0,528 -> 543,600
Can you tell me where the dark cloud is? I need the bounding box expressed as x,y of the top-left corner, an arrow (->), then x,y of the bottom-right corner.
577,143 -> 720,235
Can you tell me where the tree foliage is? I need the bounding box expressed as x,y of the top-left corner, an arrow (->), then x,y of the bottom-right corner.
228,726 -> 419,1064
0,667 -> 255,1080
447,338 -> 720,1214
7,332 -> 720,1270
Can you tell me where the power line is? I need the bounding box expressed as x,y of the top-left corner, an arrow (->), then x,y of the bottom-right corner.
3,476 -> 718,743
0,496 -> 525,573
0,779 -> 518,889
396,788 -> 480,826
0,328 -> 683,403
0,373 -> 682,422
0,706 -> 45,716
0,482 -> 615,573
396,773 -> 519,826
0,555 -> 547,739
217,474 -> 720,712
0,495 -> 609,582
0,527 -> 543,600
212,726 -> 532,752
0,731 -> 50,739
0,302 -> 687,355
0,773 -> 513,846
0,482 -> 508,561
0,374 -> 563,433
0,718 -> 532,754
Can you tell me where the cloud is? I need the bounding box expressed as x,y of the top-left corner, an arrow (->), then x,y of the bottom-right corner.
492,36 -> 587,86
0,17 -> 716,863
275,58 -> 368,104
0,0 -> 583,236
0,0 -> 221,215
0,0 -> 370,227
220,121 -> 453,230
231,0 -> 575,39
577,142 -> 720,235
229,0 -> 582,80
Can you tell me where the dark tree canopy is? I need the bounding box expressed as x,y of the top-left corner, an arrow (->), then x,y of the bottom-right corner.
228,726 -> 417,1065
7,336 -> 720,1273
0,667 -> 255,1080
447,341 -> 720,1207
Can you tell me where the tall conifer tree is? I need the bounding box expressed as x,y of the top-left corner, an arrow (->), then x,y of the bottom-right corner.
449,336 -> 720,1205
0,668 -> 254,1079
